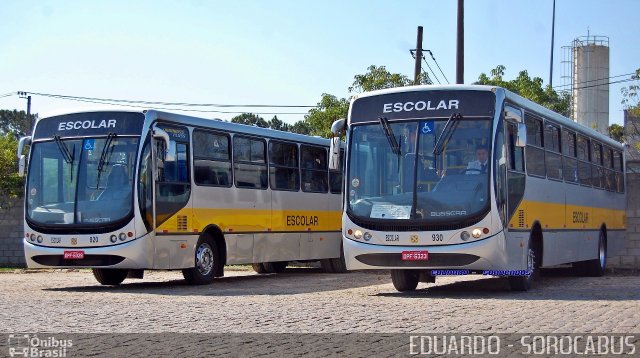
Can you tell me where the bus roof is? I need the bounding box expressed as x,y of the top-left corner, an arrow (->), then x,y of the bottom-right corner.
350,84 -> 622,149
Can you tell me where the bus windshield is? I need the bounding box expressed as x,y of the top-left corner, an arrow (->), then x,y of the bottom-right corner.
26,136 -> 140,227
347,117 -> 492,223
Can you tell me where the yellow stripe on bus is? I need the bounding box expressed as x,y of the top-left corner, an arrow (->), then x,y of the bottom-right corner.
157,208 -> 342,233
508,200 -> 625,230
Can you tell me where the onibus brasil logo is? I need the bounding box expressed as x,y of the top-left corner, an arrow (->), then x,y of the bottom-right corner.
7,334 -> 73,357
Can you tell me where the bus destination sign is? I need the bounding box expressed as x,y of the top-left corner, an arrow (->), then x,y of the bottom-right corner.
33,111 -> 146,139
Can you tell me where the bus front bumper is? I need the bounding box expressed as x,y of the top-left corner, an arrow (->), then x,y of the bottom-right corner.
24,235 -> 154,269
343,231 -> 513,271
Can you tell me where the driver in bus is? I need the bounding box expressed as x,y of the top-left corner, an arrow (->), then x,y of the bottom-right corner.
466,145 -> 489,174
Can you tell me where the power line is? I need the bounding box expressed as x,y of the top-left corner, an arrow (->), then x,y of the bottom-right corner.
425,50 -> 450,84
554,72 -> 635,89
572,78 -> 635,91
0,92 -> 15,99
34,95 -> 310,115
22,91 -> 316,108
421,57 -> 440,84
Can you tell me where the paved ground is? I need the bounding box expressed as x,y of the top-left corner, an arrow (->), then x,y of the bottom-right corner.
0,267 -> 639,333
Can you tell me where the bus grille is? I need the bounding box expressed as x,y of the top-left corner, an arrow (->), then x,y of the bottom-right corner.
177,216 -> 188,231
347,213 -> 485,232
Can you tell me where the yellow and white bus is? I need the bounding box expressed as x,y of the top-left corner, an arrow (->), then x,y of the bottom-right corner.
329,85 -> 625,291
18,109 -> 345,285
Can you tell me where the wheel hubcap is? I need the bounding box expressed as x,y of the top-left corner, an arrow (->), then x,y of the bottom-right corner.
526,247 -> 535,277
598,234 -> 606,268
196,243 -> 214,276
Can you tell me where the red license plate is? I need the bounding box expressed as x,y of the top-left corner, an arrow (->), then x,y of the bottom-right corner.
401,250 -> 429,261
63,251 -> 85,260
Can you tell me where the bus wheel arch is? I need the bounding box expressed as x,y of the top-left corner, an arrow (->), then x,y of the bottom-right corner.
182,227 -> 226,284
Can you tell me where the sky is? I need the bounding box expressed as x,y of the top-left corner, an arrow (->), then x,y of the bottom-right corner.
1,0 -> 638,126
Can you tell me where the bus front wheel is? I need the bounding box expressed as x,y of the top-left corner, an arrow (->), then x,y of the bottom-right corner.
391,269 -> 419,292
92,268 -> 128,285
263,261 -> 288,273
509,238 -> 538,291
182,234 -> 221,285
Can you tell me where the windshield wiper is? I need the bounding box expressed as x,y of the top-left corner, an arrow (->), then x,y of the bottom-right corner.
54,135 -> 75,164
433,113 -> 462,155
96,133 -> 117,187
379,117 -> 401,156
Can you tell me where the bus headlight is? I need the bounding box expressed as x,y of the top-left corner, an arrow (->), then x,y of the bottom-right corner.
110,235 -> 118,243
363,232 -> 372,241
354,230 -> 363,240
30,234 -> 36,242
37,235 -> 43,243
472,228 -> 483,238
460,231 -> 470,241
119,233 -> 127,241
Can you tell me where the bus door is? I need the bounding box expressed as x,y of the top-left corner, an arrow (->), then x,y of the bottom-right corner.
151,124 -> 192,268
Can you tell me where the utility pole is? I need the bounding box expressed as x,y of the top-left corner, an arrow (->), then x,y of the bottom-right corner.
456,0 -> 464,84
18,91 -> 32,134
414,26 -> 423,85
549,0 -> 556,87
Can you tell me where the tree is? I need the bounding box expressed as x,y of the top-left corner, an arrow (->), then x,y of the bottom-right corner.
230,113 -> 269,128
621,68 -> 640,117
289,120 -> 312,135
268,115 -> 290,132
608,124 -> 624,143
0,133 -> 23,208
476,66 -> 571,117
304,94 -> 350,138
349,65 -> 415,93
0,110 -> 36,137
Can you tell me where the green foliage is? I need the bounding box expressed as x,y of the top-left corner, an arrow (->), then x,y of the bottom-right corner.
304,94 -> 350,138
230,113 -> 269,128
0,133 -> 24,206
608,124 -> 624,143
0,110 -> 36,137
349,65 -> 414,93
268,116 -> 289,132
476,66 -> 571,117
621,68 -> 640,117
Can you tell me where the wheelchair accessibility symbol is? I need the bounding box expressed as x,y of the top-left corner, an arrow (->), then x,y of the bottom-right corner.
420,121 -> 434,134
83,139 -> 95,151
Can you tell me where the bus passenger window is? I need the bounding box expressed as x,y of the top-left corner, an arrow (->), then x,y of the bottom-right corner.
193,130 -> 232,187
269,141 -> 299,191
233,136 -> 267,189
525,115 -> 545,177
301,145 -> 328,193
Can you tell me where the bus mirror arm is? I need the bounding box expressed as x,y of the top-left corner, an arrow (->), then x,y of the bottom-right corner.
516,123 -> 527,147
329,137 -> 341,171
331,118 -> 346,136
16,136 -> 31,177
152,127 -> 176,162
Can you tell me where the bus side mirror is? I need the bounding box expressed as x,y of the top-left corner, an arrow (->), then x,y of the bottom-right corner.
18,155 -> 26,177
329,137 -> 341,171
331,118 -> 346,136
516,123 -> 527,147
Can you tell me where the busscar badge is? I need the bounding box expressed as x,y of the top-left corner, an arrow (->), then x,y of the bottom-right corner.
410,234 -> 419,244
71,238 -> 77,245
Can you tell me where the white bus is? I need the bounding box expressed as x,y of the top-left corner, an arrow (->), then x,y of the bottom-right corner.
328,85 -> 625,291
18,109 -> 346,285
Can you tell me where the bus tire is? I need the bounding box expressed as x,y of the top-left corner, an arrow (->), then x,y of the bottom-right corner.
320,259 -> 336,273
252,263 -> 268,274
92,268 -> 128,286
263,261 -> 288,273
582,229 -> 607,277
182,233 -> 221,285
329,241 -> 348,273
509,237 -> 538,291
391,269 -> 419,292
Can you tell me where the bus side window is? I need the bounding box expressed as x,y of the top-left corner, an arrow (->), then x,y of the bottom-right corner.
193,130 -> 232,187
524,114 -> 545,177
329,149 -> 344,194
269,141 -> 299,191
507,123 -> 524,172
301,145 -> 328,193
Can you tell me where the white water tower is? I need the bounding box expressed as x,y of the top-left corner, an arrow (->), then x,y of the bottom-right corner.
563,35 -> 610,134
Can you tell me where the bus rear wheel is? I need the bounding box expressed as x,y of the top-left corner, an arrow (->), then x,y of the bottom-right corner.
92,268 -> 128,286
574,230 -> 607,277
182,234 -> 221,285
391,269 -> 420,292
252,263 -> 268,274
263,261 -> 288,273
